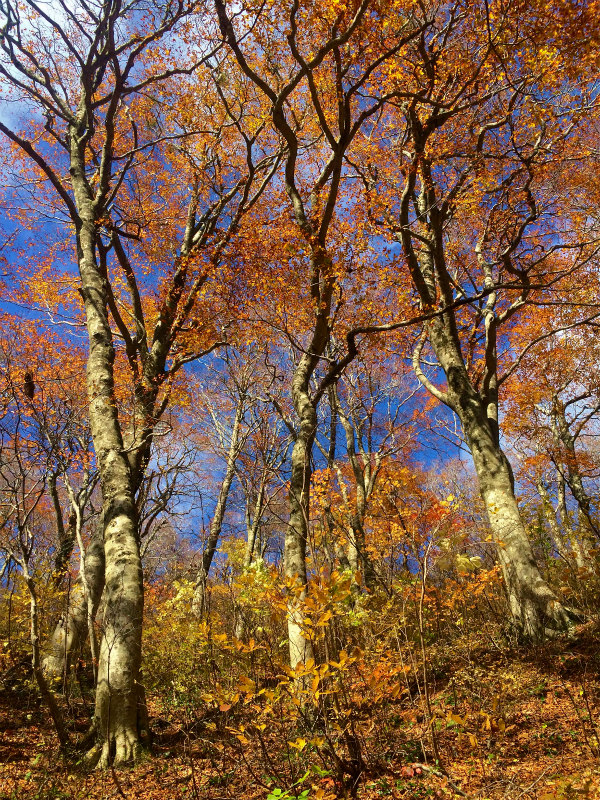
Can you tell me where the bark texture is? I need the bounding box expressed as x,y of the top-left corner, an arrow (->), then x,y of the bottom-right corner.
26,574 -> 71,749
388,87 -> 579,639
336,399 -> 377,590
48,472 -> 76,585
71,149 -> 144,765
536,480 -> 571,561
553,475 -> 589,568
286,370 -> 317,671
550,397 -> 598,562
192,394 -> 245,617
424,321 -> 577,639
43,524 -> 105,679
234,475 -> 267,641
283,245 -> 336,673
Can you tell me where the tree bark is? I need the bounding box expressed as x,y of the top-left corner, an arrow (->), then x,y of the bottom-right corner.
234,476 -> 267,641
43,524 -> 105,680
536,479 -> 571,561
243,490 -> 263,570
427,323 -> 577,638
70,149 -> 144,765
550,398 -> 598,562
553,471 -> 590,570
48,472 -> 76,585
26,573 -> 71,750
286,368 -> 317,672
192,393 -> 245,617
337,405 -> 376,591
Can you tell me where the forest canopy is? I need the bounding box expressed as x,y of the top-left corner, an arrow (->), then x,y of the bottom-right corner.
1,1 -> 600,798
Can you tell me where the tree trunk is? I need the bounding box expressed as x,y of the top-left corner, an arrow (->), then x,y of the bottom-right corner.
286,360 -> 317,673
426,321 -> 577,639
536,480 -> 571,561
192,395 -> 244,617
551,398 -> 599,550
242,478 -> 265,571
286,429 -> 316,672
92,506 -> 143,768
70,159 -> 144,765
454,371 -> 575,637
25,572 -> 70,750
48,472 -> 76,585
332,389 -> 375,589
347,515 -> 374,591
43,524 -> 105,679
555,474 -> 589,569
234,477 -> 267,640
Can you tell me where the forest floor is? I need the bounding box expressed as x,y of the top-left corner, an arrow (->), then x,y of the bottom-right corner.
2,625 -> 600,800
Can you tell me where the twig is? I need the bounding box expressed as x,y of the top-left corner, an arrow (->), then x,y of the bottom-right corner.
412,763 -> 471,798
514,765 -> 552,799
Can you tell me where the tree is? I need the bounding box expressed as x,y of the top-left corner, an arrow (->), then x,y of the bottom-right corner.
0,325 -> 83,748
216,0 -> 431,672
503,307 -> 600,568
0,319 -> 103,683
313,348 -> 419,590
0,0 -> 281,760
190,353 -> 253,616
359,0 -> 598,636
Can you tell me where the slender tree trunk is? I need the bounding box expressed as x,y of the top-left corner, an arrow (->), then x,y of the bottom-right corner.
192,395 -> 244,617
553,473 -> 590,570
48,472 -> 76,585
286,430 -> 316,671
286,358 -> 317,673
536,480 -> 571,561
332,390 -> 375,589
234,479 -> 266,641
573,527 -> 593,571
43,525 -> 105,679
551,399 -> 599,551
283,256 -> 336,675
242,485 -> 264,570
324,386 -> 350,574
325,507 -> 351,572
347,515 -> 374,590
25,571 -> 71,750
328,463 -> 356,572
